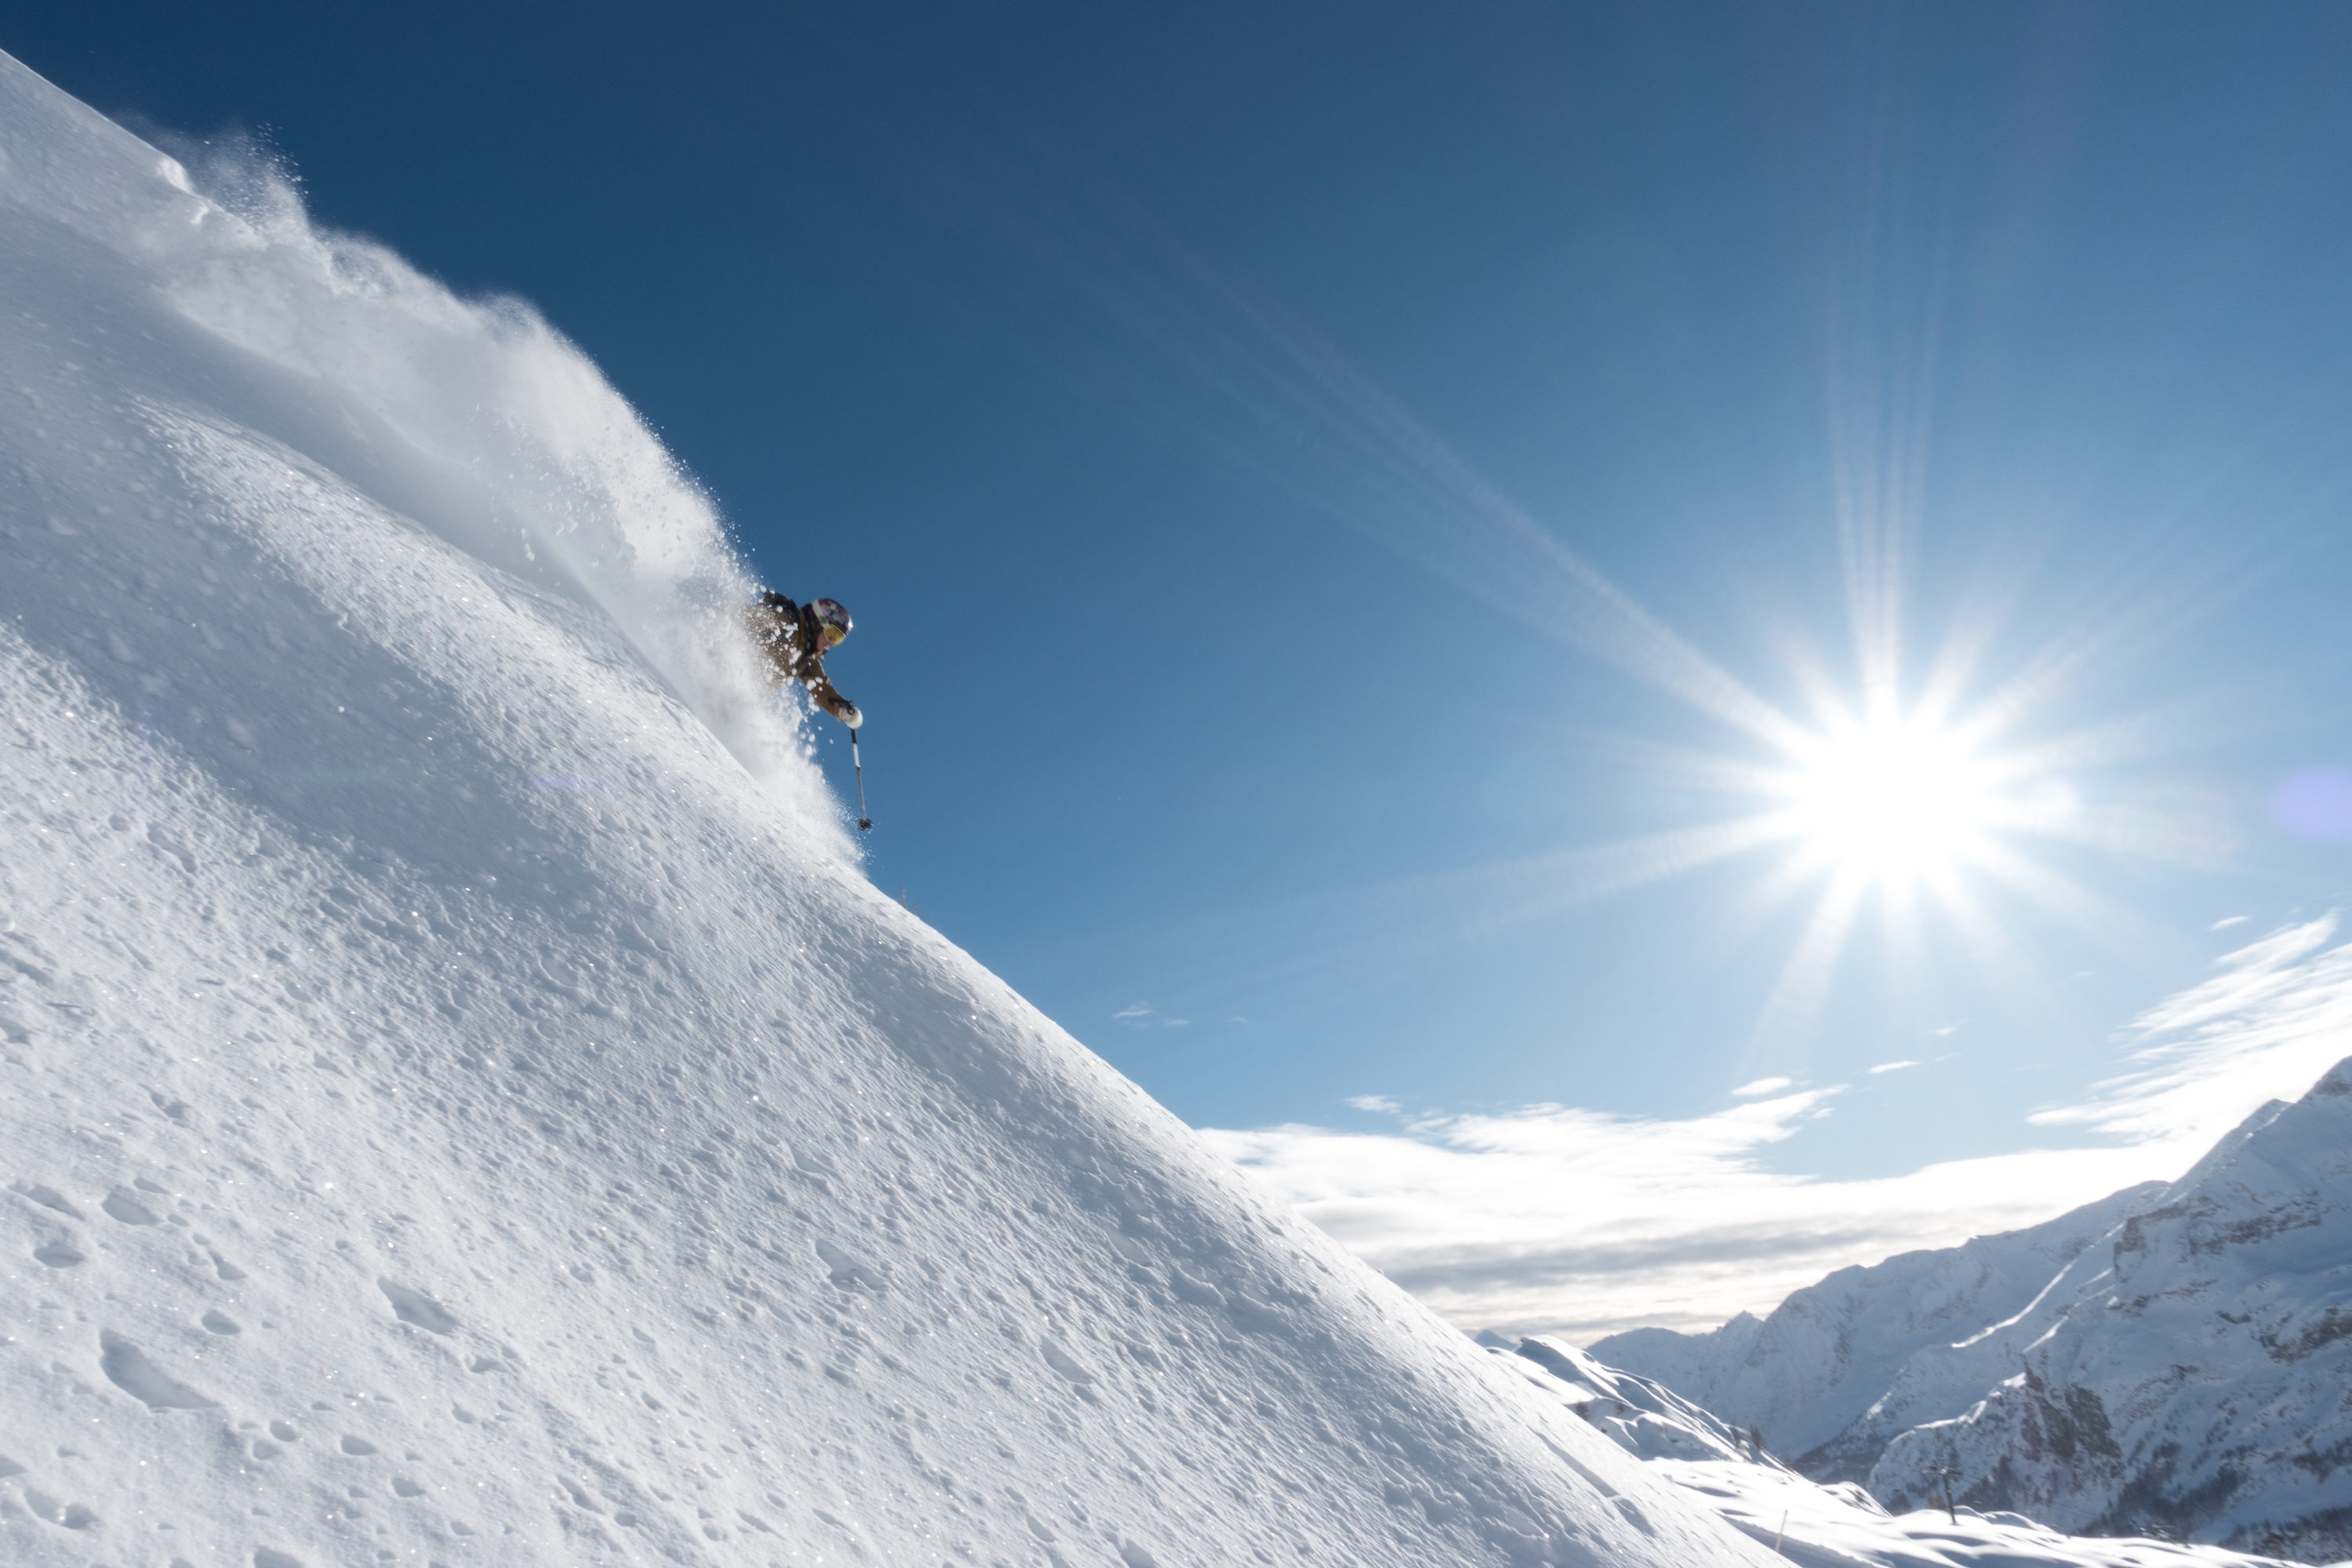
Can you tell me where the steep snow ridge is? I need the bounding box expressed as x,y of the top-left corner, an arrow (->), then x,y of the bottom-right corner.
1501,1339 -> 2311,1568
0,50 -> 1787,1568
1591,1182 -> 2161,1479
1870,1059 -> 2352,1562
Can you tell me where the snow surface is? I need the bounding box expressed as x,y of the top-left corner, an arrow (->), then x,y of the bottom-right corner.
1501,1338 -> 2317,1568
0,48 -> 1799,1568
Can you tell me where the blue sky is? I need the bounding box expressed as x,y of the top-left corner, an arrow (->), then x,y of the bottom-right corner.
17,2 -> 2352,1333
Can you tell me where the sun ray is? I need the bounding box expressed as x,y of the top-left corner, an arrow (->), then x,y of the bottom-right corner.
1719,829 -> 1848,952
924,129 -> 2238,1065
906,135 -> 1829,757
1743,871 -> 1870,1076
1074,813 -> 1809,1022
1990,700 -> 2236,786
1878,860 -> 1929,1000
873,123 -> 2243,1069
1915,866 -> 2107,1049
1967,840 -> 2188,970
1508,720 -> 1813,799
1909,575 -> 2030,735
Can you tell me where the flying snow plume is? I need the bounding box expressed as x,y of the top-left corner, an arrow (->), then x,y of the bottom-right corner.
3,71 -> 833,831
0,51 -> 1794,1568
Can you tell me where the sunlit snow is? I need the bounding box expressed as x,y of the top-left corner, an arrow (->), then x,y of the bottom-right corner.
0,48 -> 1802,1568
0,45 -> 2336,1568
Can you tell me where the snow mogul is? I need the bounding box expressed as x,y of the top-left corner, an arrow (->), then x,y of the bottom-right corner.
746,592 -> 862,729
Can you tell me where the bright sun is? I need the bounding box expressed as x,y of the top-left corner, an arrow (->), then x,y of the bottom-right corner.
1784,718 -> 1995,882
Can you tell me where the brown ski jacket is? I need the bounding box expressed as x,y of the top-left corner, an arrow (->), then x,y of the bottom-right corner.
746,593 -> 862,728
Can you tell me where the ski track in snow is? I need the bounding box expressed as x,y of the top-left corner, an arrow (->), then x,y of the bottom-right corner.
0,46 -> 1788,1568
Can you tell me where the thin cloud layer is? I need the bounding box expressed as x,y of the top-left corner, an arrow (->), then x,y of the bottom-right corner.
1112,1000 -> 1189,1029
1730,1076 -> 1794,1097
1204,918 -> 2352,1341
2033,915 -> 2352,1146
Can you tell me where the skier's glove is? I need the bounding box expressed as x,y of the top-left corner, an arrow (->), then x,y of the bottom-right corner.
841,704 -> 863,730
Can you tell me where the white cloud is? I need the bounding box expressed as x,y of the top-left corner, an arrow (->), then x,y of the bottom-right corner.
1730,1076 -> 1793,1098
2028,916 -> 2352,1150
1203,916 -> 2352,1345
1205,1091 -> 2144,1344
1867,1059 -> 1919,1074
1112,1001 -> 1189,1029
1346,1094 -> 1401,1114
2210,914 -> 2249,930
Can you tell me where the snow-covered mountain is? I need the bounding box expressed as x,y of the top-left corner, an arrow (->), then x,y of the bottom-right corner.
1497,1333 -> 2315,1568
1595,1062 -> 2352,1563
0,49 -> 1792,1568
1869,1061 -> 2352,1561
1589,1182 -> 2163,1482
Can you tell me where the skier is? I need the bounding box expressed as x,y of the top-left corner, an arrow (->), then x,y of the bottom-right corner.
746,592 -> 862,729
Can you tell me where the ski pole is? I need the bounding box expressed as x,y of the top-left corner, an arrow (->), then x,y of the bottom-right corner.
851,728 -> 873,832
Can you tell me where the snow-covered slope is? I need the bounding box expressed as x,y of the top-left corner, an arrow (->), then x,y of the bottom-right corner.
1868,1061 -> 2352,1562
1590,1183 -> 2162,1480
1500,1337 -> 2315,1568
0,51 -> 1788,1568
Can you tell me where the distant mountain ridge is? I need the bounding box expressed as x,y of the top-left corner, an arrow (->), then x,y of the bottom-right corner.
1590,1181 -> 2162,1479
1591,1058 -> 2352,1561
1493,1331 -> 2314,1568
